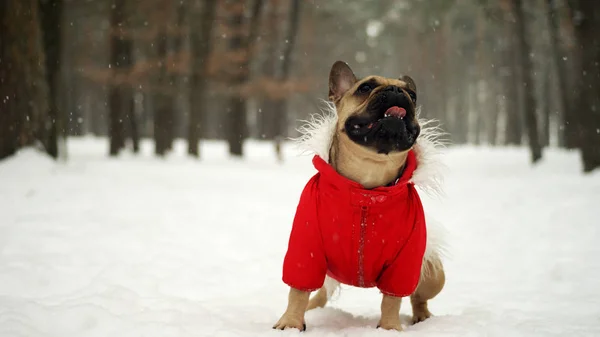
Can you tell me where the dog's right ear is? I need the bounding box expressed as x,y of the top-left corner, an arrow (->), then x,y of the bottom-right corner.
329,61 -> 357,102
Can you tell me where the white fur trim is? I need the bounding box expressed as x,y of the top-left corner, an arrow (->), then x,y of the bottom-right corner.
420,215 -> 449,279
410,107 -> 448,198
323,275 -> 341,299
292,100 -> 338,163
292,102 -> 447,198
293,101 -> 449,298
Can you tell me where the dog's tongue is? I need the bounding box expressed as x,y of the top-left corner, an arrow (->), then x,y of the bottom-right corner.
385,106 -> 406,118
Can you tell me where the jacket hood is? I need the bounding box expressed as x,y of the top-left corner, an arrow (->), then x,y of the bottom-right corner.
293,100 -> 446,198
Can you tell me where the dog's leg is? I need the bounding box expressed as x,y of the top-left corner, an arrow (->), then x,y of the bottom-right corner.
273,288 -> 310,331
377,294 -> 403,331
410,259 -> 445,324
306,287 -> 327,311
306,275 -> 340,311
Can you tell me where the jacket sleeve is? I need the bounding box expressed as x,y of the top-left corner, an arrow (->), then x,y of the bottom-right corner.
377,188 -> 427,297
282,176 -> 328,292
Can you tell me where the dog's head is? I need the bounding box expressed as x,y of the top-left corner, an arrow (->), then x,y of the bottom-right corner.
328,61 -> 420,155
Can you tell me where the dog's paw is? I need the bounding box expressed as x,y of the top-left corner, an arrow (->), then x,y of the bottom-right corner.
273,313 -> 306,331
411,308 -> 432,324
377,318 -> 403,331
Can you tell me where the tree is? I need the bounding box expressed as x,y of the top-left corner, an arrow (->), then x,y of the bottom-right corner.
0,0 -> 50,160
221,0 -> 264,156
270,0 -> 302,162
512,0 -> 542,163
567,0 -> 600,172
154,22 -> 171,156
496,0 -> 524,146
166,0 -> 187,152
108,0 -> 132,156
545,0 -> 570,147
256,0 -> 280,141
39,0 -> 64,159
188,0 -> 218,157
153,0 -> 185,157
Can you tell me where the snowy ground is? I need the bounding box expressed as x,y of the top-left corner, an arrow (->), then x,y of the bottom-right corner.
1,137 -> 599,337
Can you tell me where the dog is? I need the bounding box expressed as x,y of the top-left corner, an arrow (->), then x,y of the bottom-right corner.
273,61 -> 447,332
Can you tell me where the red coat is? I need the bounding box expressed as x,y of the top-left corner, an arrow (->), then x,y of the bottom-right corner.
282,150 -> 427,297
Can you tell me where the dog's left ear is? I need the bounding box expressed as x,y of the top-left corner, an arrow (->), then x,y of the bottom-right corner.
329,61 -> 357,102
400,75 -> 417,93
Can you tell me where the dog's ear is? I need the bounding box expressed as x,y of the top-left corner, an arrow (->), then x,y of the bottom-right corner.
400,75 -> 417,93
329,61 -> 357,102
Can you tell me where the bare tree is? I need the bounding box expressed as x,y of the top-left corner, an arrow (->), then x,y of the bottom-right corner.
166,0 -> 187,151
221,0 -> 265,156
256,0 -> 281,141
545,0 -> 570,147
188,0 -> 219,157
513,0 -> 542,163
567,0 -> 600,172
270,0 -> 302,161
154,21 -> 171,156
540,57 -> 552,147
500,1 -> 523,146
0,0 -> 49,160
39,0 -> 64,159
108,0 -> 132,156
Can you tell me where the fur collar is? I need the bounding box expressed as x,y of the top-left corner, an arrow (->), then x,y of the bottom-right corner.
292,100 -> 447,198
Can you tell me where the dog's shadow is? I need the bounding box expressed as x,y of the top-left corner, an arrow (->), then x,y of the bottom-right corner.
304,306 -> 414,331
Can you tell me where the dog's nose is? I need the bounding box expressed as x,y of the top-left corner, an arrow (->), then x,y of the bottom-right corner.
383,85 -> 402,94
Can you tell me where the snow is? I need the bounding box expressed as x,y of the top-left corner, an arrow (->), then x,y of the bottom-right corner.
1,138 -> 600,337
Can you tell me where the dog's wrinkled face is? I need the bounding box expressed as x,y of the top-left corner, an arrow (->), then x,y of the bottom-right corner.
329,61 -> 420,155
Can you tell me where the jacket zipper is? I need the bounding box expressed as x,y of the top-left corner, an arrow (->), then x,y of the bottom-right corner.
357,206 -> 368,287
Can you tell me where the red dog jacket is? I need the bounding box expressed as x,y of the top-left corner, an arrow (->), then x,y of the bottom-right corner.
282,150 -> 427,297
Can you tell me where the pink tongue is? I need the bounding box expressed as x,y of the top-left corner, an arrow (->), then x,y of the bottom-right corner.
385,106 -> 406,118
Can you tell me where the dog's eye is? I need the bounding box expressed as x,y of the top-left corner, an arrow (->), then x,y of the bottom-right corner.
357,83 -> 373,94
405,89 -> 417,103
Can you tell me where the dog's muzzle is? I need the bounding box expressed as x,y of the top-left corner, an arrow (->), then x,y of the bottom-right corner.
345,88 -> 420,154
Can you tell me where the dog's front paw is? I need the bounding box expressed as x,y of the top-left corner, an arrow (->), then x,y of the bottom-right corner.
411,308 -> 432,324
377,318 -> 403,331
273,313 -> 306,331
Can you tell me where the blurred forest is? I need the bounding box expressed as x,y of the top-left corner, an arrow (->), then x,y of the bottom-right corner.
1,0 -> 599,172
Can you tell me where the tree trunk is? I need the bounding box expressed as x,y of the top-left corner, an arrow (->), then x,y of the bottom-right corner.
472,10 -> 483,146
513,0 -> 542,163
560,3 -> 585,150
127,91 -> 139,153
541,58 -> 552,147
223,0 -> 264,157
568,0 -> 600,172
270,0 -> 301,161
108,0 -> 130,156
164,0 -> 186,151
545,0 -> 571,148
560,3 -> 584,149
436,20 -> 450,143
0,0 -> 49,160
224,0 -> 246,156
471,82 -> 482,145
258,0 -> 281,140
39,0 -> 63,159
188,0 -> 218,157
154,29 -> 170,157
448,46 -> 469,145
504,7 -> 523,146
487,79 -> 500,146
